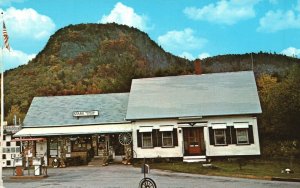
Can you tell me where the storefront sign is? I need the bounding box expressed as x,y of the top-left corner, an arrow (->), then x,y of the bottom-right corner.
4,125 -> 21,133
73,110 -> 99,117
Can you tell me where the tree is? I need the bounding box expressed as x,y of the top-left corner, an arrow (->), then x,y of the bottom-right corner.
257,65 -> 300,157
257,74 -> 278,137
258,65 -> 300,140
274,65 -> 300,139
6,105 -> 25,125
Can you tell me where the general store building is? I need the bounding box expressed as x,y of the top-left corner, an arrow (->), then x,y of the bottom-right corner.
14,71 -> 262,165
14,93 -> 131,166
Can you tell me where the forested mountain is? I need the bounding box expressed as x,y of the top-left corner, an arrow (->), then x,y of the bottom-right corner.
2,23 -> 300,157
202,53 -> 300,76
4,23 -> 193,118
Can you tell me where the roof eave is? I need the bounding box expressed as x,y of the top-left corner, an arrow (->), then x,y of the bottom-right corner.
125,112 -> 262,121
22,120 -> 132,128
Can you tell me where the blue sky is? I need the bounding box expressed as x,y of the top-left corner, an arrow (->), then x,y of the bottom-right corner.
1,0 -> 300,70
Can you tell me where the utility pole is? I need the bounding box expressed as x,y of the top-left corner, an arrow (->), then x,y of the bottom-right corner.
0,11 -> 10,188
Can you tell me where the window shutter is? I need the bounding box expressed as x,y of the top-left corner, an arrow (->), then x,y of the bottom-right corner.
209,127 -> 215,145
231,127 -> 237,144
157,130 -> 162,147
226,127 -> 231,144
248,125 -> 254,144
173,128 -> 178,146
137,130 -> 142,147
152,129 -> 158,147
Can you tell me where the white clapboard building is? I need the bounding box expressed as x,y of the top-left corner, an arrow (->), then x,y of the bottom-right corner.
126,71 -> 261,162
14,71 -> 262,163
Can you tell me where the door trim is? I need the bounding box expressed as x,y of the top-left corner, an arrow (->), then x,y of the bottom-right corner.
183,127 -> 205,156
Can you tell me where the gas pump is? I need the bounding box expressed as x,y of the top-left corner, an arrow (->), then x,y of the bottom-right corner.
14,157 -> 24,176
32,157 -> 43,176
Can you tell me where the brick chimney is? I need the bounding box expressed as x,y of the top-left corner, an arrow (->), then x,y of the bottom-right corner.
194,59 -> 202,75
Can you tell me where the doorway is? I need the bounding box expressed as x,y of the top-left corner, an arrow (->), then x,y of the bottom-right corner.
97,134 -> 126,161
183,127 -> 204,156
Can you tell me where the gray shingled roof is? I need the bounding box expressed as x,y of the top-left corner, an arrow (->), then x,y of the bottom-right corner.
126,71 -> 261,120
23,93 -> 129,127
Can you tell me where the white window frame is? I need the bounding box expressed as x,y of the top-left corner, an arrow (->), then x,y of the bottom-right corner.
236,128 -> 249,145
214,129 -> 226,145
142,132 -> 153,148
162,131 -> 173,147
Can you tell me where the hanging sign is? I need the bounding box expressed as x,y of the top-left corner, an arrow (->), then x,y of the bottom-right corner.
4,125 -> 21,133
73,110 -> 99,117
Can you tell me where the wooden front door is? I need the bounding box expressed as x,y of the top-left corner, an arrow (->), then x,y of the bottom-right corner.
183,128 -> 203,155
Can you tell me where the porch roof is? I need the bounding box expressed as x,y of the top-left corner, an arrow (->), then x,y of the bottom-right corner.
126,71 -> 262,120
14,123 -> 132,137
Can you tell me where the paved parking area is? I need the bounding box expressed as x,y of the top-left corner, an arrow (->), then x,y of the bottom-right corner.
3,164 -> 300,188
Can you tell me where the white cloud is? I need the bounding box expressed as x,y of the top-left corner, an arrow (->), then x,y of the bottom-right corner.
179,52 -> 195,60
183,0 -> 260,25
258,10 -> 300,32
99,2 -> 149,31
1,7 -> 56,40
157,28 -> 207,55
258,1 -> 300,32
281,47 -> 300,57
3,48 -> 36,71
198,52 -> 211,59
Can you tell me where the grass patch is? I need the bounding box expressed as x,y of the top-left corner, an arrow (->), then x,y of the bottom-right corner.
139,159 -> 300,180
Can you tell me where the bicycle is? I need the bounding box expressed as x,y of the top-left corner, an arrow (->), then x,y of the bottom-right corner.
138,161 -> 157,188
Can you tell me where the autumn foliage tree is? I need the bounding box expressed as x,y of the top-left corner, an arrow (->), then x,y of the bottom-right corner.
6,105 -> 25,125
257,65 -> 300,157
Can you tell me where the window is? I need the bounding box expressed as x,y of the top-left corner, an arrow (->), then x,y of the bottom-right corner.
3,147 -> 10,153
50,139 -> 58,156
6,142 -> 10,147
209,124 -> 254,146
236,129 -> 249,144
214,129 -> 226,145
162,132 -> 173,147
137,128 -> 178,148
2,154 -> 6,159
142,132 -> 153,148
6,135 -> 11,141
6,160 -> 11,166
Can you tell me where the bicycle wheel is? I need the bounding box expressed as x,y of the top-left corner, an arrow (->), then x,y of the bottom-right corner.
139,178 -> 157,188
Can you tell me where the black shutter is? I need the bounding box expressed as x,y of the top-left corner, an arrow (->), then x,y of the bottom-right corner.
157,130 -> 162,147
152,129 -> 157,147
248,125 -> 254,144
209,127 -> 215,145
226,127 -> 231,145
231,127 -> 237,144
137,130 -> 142,147
173,128 -> 178,146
